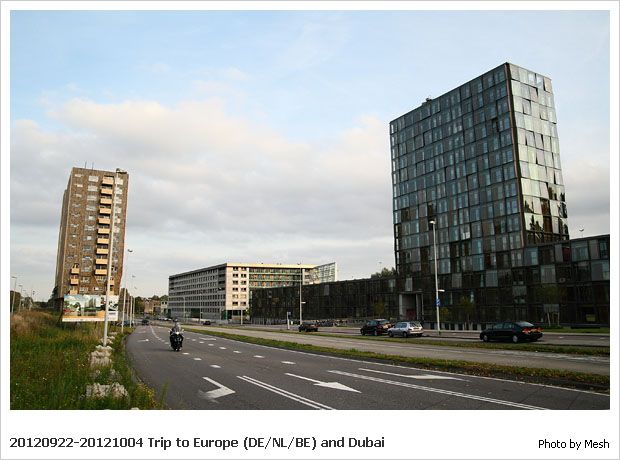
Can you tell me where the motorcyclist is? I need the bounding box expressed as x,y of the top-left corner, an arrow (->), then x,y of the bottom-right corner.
169,320 -> 184,350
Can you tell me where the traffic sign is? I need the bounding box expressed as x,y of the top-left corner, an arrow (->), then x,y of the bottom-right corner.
435,298 -> 441,306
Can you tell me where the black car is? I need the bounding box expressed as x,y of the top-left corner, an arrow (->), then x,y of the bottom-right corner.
202,320 -> 211,325
360,319 -> 393,336
480,321 -> 543,343
298,322 -> 319,332
141,318 -> 149,325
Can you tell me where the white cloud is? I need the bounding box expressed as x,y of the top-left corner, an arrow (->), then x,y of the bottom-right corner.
11,97 -> 394,298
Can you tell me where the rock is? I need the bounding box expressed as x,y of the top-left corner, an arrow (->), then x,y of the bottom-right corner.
85,382 -> 128,399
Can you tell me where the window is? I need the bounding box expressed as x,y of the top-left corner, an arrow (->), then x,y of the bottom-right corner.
88,175 -> 99,182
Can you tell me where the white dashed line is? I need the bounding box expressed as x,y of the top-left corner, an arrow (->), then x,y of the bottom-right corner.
208,344 -> 214,347
182,353 -> 189,355
281,361 -> 296,365
254,355 -> 264,359
233,351 -> 242,354
210,365 -> 221,369
193,358 -> 202,361
219,347 -> 227,350
199,342 -> 204,344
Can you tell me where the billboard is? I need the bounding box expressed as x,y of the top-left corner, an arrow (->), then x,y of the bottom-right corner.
62,294 -> 118,322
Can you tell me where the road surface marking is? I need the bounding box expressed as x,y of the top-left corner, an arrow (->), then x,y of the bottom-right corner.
281,361 -> 296,365
219,347 -> 227,350
237,376 -> 334,410
208,344 -> 214,346
193,358 -> 202,361
199,342 -> 204,344
234,351 -> 242,354
210,365 -> 221,368
254,355 -> 264,358
285,373 -> 360,392
191,339 -> 196,341
359,368 -> 466,381
198,377 -> 235,401
182,352 -> 189,355
327,370 -> 547,410
138,339 -> 149,342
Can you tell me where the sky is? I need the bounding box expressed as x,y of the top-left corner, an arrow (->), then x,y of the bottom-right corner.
7,8 -> 612,300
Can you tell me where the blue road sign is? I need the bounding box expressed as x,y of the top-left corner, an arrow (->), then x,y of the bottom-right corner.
436,298 -> 441,306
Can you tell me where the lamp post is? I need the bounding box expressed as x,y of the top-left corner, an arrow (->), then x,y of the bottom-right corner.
121,249 -> 132,332
18,285 -> 23,311
299,267 -> 304,325
11,276 -> 17,314
429,220 -> 441,336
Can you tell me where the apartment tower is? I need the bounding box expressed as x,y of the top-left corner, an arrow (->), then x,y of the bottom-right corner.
390,63 -> 569,320
54,167 -> 129,305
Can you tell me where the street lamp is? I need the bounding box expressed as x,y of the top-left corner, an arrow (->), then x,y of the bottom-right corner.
11,276 -> 17,314
121,248 -> 133,332
299,267 -> 304,324
429,220 -> 442,336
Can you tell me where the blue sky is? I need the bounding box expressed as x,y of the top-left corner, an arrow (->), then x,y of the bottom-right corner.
8,8 -> 612,299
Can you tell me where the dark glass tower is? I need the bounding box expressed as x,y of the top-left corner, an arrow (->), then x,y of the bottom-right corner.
390,63 -> 569,319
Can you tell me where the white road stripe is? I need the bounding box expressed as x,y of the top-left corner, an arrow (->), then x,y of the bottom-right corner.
359,368 -> 466,381
233,351 -> 242,354
254,355 -> 264,358
281,361 -> 296,365
219,347 -> 227,350
210,365 -> 221,368
193,358 -> 202,361
182,352 -> 189,355
328,370 -> 547,410
208,344 -> 214,346
237,376 -> 334,410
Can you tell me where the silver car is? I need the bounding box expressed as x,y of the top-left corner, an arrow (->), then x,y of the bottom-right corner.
388,321 -> 424,338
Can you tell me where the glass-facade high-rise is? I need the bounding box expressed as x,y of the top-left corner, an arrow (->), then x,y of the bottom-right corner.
390,63 -> 569,318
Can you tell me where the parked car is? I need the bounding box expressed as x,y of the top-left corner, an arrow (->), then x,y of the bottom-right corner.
298,322 -> 319,332
141,318 -> 149,325
480,321 -> 543,343
202,320 -> 211,326
388,321 -> 424,338
360,319 -> 393,336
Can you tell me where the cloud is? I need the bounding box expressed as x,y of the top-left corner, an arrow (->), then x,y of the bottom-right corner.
11,97 -> 394,297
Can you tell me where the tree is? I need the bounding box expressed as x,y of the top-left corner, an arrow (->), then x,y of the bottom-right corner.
370,267 -> 396,279
457,296 -> 477,324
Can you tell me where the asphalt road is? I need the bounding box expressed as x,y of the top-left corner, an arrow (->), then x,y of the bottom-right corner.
235,324 -> 610,347
126,325 -> 609,410
173,324 -> 610,376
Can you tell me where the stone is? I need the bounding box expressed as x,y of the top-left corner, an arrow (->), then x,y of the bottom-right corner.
85,382 -> 128,399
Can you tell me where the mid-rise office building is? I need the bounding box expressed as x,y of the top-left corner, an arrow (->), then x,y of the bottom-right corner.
54,167 -> 129,306
168,262 -> 337,321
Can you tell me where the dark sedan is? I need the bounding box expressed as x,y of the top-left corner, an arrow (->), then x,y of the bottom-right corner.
360,319 -> 393,336
298,322 -> 319,332
480,321 -> 543,343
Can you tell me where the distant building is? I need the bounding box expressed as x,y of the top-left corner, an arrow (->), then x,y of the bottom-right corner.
53,167 -> 129,306
168,262 -> 337,321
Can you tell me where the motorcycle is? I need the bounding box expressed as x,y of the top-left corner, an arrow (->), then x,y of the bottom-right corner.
170,330 -> 183,351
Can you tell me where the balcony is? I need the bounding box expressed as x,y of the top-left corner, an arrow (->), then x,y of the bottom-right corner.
100,197 -> 112,205
70,267 -> 80,275
102,176 -> 114,185
70,278 -> 79,285
97,237 -> 109,245
95,269 -> 107,276
69,289 -> 78,295
101,187 -> 113,195
95,258 -> 108,265
97,228 -> 110,235
96,248 -> 109,255
99,207 -> 111,215
98,216 -> 111,225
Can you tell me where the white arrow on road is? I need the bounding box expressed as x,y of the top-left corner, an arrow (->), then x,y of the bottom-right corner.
285,373 -> 360,393
198,377 -> 235,401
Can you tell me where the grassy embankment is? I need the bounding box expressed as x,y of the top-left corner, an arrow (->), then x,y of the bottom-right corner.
188,327 -> 609,393
10,310 -> 162,409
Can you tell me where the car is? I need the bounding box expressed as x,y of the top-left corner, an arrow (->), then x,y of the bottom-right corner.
480,321 -> 543,343
202,320 -> 211,326
141,318 -> 149,325
360,319 -> 393,336
298,322 -> 319,332
388,321 -> 424,338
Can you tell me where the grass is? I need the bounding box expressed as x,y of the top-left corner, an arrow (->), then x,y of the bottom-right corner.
10,310 -> 162,409
219,326 -> 609,356
188,327 -> 609,393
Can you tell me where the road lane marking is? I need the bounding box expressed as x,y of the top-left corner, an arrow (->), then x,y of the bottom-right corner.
198,377 -> 235,401
193,358 -> 202,361
234,351 -> 242,354
199,342 -> 204,344
237,376 -> 334,410
219,347 -> 227,350
208,344 -> 214,347
359,368 -> 466,381
281,361 -> 296,365
210,365 -> 221,368
138,339 -> 149,342
254,355 -> 264,358
327,370 -> 547,410
285,373 -> 360,392
182,352 -> 189,355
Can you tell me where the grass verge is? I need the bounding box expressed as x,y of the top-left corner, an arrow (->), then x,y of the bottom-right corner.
10,310 -> 162,409
188,328 -> 609,393
219,327 -> 609,356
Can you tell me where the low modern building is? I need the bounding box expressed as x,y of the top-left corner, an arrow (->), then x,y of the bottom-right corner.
168,262 -> 337,321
